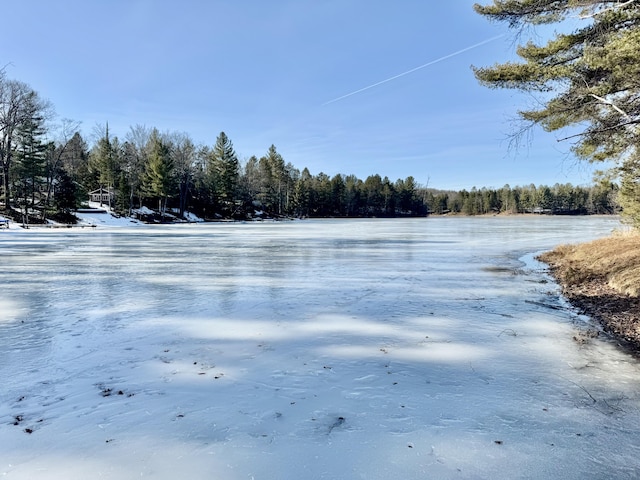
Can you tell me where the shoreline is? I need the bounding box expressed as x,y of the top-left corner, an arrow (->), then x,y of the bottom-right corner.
0,211 -> 621,228
538,232 -> 640,355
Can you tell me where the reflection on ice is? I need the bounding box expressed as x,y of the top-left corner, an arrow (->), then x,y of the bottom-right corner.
2,216 -> 640,479
0,299 -> 24,323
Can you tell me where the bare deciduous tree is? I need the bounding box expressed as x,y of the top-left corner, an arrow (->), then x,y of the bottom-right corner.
0,73 -> 53,210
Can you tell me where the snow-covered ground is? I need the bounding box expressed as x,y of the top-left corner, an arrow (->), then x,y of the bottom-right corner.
0,205 -> 143,229
1,216 -> 638,479
68,203 -> 202,227
75,202 -> 149,227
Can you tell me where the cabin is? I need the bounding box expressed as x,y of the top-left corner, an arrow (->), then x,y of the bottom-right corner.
88,187 -> 115,204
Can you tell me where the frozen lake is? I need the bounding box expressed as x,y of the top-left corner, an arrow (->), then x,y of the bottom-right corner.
1,216 -> 639,479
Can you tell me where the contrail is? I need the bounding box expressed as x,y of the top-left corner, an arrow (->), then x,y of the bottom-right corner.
322,34 -> 505,106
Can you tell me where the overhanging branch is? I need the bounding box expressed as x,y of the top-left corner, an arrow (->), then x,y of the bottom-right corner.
557,118 -> 640,142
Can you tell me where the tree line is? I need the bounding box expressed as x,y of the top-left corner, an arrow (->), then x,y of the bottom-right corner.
424,182 -> 618,216
65,125 -> 430,220
0,69 -> 621,224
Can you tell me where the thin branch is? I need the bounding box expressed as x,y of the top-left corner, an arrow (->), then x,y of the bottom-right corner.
557,118 -> 640,142
589,93 -> 631,119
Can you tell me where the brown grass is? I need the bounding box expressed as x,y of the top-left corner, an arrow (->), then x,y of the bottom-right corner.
538,231 -> 640,351
538,231 -> 640,297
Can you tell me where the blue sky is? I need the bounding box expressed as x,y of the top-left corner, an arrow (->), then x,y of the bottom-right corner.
2,1 -> 601,190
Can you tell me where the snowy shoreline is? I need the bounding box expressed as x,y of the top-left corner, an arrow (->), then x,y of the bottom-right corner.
0,211 -> 620,232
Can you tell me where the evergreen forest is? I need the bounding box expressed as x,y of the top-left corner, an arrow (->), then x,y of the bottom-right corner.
0,70 -> 620,224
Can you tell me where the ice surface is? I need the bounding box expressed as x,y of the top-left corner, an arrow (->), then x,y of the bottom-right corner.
1,216 -> 639,479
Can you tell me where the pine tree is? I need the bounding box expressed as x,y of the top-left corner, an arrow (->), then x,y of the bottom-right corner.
292,167 -> 312,217
209,132 -> 239,208
239,155 -> 261,209
259,145 -> 289,215
142,129 -> 174,216
12,113 -> 48,221
53,168 -> 77,221
474,1 -> 640,227
90,124 -> 120,209
61,132 -> 91,198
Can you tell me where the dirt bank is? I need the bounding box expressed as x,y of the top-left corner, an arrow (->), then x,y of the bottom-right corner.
537,232 -> 640,353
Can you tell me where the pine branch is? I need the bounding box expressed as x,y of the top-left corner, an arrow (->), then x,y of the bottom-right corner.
579,0 -> 639,19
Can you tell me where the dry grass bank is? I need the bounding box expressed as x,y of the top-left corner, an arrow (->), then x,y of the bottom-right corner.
538,231 -> 640,351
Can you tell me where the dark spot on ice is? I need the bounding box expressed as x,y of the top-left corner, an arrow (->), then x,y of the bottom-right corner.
483,266 -> 519,275
17,396 -> 25,402
327,416 -> 346,434
198,372 -> 206,375
13,415 -> 24,425
117,390 -> 124,395
24,428 -> 33,434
